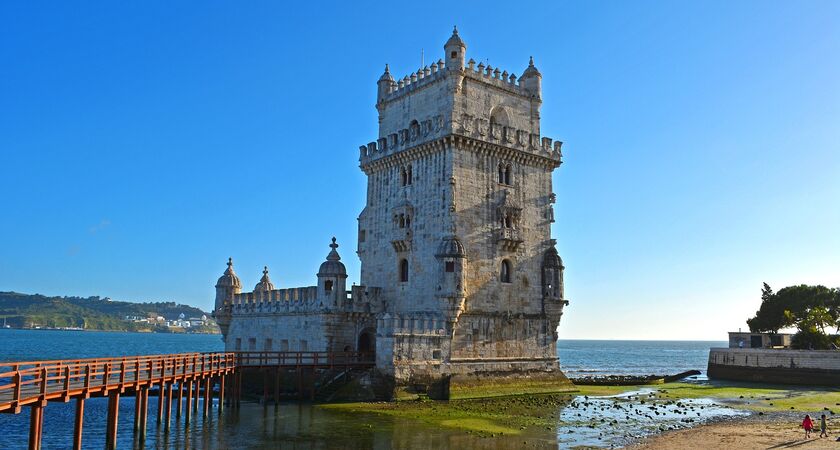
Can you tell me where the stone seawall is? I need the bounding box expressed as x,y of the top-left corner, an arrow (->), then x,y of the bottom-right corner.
707,348 -> 840,386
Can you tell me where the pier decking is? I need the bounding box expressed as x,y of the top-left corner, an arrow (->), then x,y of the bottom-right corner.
0,351 -> 373,450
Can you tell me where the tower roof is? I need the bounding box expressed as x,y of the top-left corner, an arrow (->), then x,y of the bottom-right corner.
253,266 -> 275,292
522,56 -> 541,78
444,26 -> 466,49
378,64 -> 395,83
216,257 -> 241,288
318,237 -> 347,277
543,247 -> 564,269
436,236 -> 466,258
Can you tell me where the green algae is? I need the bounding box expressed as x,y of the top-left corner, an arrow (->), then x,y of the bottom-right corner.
321,393 -> 574,436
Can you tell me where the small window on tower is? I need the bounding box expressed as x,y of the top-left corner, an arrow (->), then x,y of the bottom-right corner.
324,280 -> 333,293
451,51 -> 457,58
445,261 -> 455,273
500,259 -> 512,284
399,259 -> 409,282
359,229 -> 366,243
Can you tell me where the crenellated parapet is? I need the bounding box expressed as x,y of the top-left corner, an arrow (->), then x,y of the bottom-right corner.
380,57 -> 538,105
358,115 -> 446,164
230,286 -> 322,314
342,285 -> 385,314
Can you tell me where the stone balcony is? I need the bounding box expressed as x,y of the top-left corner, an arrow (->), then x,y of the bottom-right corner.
496,228 -> 523,252
391,228 -> 413,253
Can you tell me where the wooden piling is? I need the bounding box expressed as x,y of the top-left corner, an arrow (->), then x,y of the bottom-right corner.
105,391 -> 120,450
139,387 -> 148,442
218,374 -> 225,413
203,377 -> 211,418
72,398 -> 85,450
157,382 -> 164,424
133,389 -> 141,431
28,405 -> 43,450
185,380 -> 193,425
176,382 -> 183,420
193,377 -> 200,412
164,382 -> 173,431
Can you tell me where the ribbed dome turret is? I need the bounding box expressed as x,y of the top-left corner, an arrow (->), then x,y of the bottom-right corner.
253,266 -> 275,292
215,258 -> 241,289
436,236 -> 466,258
522,56 -> 541,78
543,247 -> 563,269
318,237 -> 347,276
444,26 -> 466,49
378,64 -> 395,82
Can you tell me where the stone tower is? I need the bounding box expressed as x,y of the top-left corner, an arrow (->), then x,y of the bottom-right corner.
214,258 -> 241,337
357,28 -> 567,387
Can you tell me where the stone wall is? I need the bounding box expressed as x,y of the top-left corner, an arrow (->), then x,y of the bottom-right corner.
708,348 -> 840,386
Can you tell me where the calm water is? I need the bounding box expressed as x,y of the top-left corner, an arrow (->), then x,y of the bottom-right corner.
557,339 -> 726,378
0,330 -> 732,449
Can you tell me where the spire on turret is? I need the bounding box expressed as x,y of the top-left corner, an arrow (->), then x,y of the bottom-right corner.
253,266 -> 275,292
377,64 -> 396,103
327,236 -> 341,261
318,236 -> 347,277
378,64 -> 394,82
520,55 -> 542,98
216,257 -> 241,288
444,26 -> 466,71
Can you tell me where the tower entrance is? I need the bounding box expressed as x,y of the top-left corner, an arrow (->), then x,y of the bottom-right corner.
358,329 -> 375,360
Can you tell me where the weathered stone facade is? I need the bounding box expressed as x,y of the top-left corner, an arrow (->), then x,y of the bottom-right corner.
214,28 -> 568,394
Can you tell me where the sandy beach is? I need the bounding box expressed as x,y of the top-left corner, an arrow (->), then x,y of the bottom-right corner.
635,418 -> 837,449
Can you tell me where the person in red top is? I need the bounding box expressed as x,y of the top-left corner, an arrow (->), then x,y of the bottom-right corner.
803,415 -> 814,438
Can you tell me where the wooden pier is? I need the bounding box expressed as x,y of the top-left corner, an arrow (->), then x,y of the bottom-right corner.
0,351 -> 373,450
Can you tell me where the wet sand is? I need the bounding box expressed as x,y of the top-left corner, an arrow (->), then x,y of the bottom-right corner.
633,418 -> 837,449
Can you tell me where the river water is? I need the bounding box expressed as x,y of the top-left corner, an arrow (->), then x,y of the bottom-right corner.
0,330 -> 734,449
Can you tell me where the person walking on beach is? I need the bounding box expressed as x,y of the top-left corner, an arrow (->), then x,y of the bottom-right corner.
802,415 -> 814,438
820,414 -> 828,438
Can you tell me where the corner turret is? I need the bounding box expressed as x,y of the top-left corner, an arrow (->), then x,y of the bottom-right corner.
254,266 -> 275,292
377,64 -> 396,104
520,56 -> 542,99
444,27 -> 466,71
317,237 -> 348,304
213,257 -> 242,338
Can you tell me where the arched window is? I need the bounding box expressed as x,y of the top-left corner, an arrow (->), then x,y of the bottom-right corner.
400,165 -> 413,186
324,280 -> 333,294
504,215 -> 512,228
504,165 -> 512,185
405,215 -> 411,228
500,259 -> 512,283
498,164 -> 505,183
399,214 -> 406,228
399,259 -> 409,282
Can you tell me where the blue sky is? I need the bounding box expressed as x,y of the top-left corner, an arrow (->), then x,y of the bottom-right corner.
1,1 -> 838,340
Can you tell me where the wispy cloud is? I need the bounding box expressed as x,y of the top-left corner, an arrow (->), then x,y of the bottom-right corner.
89,219 -> 111,234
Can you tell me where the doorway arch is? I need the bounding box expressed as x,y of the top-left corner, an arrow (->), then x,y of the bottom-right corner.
357,328 -> 376,361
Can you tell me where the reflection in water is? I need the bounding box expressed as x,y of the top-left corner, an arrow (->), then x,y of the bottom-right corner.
0,391 -> 746,449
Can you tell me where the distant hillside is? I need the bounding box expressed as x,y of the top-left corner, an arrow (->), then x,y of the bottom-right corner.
0,291 -> 218,333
